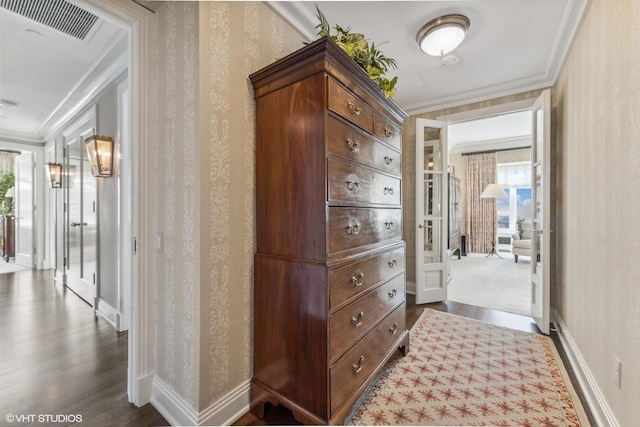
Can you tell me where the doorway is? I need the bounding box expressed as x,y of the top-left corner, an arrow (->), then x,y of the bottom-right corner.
447,111 -> 533,317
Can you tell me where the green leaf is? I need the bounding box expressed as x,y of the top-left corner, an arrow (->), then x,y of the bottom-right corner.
310,5 -> 399,98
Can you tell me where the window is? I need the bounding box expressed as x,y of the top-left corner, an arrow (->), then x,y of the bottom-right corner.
497,162 -> 532,233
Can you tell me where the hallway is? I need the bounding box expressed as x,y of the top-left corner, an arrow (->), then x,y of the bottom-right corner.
0,269 -> 166,426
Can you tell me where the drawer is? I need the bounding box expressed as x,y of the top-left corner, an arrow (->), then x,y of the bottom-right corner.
328,208 -> 402,255
327,116 -> 401,176
329,274 -> 405,363
329,246 -> 405,311
330,304 -> 406,415
328,78 -> 374,133
373,113 -> 401,150
328,160 -> 401,206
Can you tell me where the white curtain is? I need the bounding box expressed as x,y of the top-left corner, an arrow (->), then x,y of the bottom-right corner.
0,151 -> 17,172
497,162 -> 531,187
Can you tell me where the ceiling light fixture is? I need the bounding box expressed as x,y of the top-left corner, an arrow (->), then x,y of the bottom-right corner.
417,14 -> 470,56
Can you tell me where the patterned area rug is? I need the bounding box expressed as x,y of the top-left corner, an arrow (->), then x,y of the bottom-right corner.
350,309 -> 589,426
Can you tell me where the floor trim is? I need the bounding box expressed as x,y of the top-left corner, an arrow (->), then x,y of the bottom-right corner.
151,377 -> 198,426
554,313 -> 620,427
199,380 -> 250,426
151,377 -> 250,426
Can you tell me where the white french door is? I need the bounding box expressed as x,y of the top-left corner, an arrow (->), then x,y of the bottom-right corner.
14,152 -> 34,268
530,89 -> 551,334
415,119 -> 449,304
65,129 -> 98,306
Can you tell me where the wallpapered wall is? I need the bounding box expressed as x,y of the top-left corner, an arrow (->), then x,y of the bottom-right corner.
555,0 -> 640,424
149,2 -> 304,412
150,1 -> 199,407
402,90 -> 543,285
197,2 -> 304,411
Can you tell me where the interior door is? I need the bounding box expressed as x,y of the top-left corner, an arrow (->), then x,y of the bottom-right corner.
415,118 -> 449,304
530,89 -> 551,334
66,130 -> 97,306
14,152 -> 34,268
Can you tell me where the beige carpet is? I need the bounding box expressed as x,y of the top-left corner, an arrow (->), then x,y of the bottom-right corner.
448,252 -> 531,316
350,309 -> 589,426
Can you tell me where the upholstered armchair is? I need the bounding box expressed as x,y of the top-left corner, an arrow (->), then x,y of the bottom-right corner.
511,219 -> 531,263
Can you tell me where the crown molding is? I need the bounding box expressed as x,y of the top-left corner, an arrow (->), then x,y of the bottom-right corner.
266,1 -> 315,42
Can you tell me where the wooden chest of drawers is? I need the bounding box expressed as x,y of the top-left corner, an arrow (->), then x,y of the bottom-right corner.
250,37 -> 409,425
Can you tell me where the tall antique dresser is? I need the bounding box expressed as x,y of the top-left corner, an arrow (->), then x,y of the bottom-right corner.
249,37 -> 409,425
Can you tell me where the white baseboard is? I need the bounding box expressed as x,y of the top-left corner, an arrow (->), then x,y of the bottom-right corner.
151,377 -> 198,426
151,377 -> 250,426
406,280 -> 416,295
130,372 -> 153,407
554,313 -> 620,427
96,298 -> 119,330
198,380 -> 250,426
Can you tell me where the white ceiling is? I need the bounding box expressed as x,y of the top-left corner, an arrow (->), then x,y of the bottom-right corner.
0,0 -> 589,146
272,0 -> 588,148
0,0 -> 126,144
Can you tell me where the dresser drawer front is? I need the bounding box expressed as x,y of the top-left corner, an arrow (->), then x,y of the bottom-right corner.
329,274 -> 405,362
328,208 -> 402,254
328,78 -> 374,133
329,246 -> 405,311
330,304 -> 406,415
328,160 -> 401,206
327,116 -> 401,176
373,113 -> 401,150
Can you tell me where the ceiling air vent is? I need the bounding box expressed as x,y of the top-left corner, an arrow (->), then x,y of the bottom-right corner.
0,0 -> 98,40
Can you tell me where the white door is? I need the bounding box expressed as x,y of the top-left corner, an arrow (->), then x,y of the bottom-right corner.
415,118 -> 449,304
530,89 -> 551,334
66,131 -> 98,306
14,153 -> 34,268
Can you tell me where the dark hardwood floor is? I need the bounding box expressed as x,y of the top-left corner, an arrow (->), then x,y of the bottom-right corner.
1,270 -> 590,427
0,269 -> 168,427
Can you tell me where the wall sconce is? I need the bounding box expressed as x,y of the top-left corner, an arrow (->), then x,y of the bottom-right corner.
47,162 -> 63,188
84,135 -> 114,177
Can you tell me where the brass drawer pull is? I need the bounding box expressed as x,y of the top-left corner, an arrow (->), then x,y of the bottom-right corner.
385,221 -> 394,229
348,101 -> 362,116
384,125 -> 394,138
352,355 -> 365,373
388,289 -> 397,298
351,311 -> 364,327
346,179 -> 360,192
383,187 -> 394,195
388,259 -> 398,268
389,322 -> 398,335
346,222 -> 361,235
346,137 -> 360,152
384,156 -> 393,165
351,272 -> 365,287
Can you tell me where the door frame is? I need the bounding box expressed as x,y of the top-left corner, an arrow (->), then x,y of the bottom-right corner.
75,0 -> 153,405
436,94 -> 554,331
14,152 -> 35,268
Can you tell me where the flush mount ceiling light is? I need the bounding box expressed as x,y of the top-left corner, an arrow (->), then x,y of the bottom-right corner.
417,14 -> 470,56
